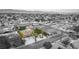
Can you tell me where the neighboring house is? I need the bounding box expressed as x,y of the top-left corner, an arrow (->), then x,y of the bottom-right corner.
71,39 -> 79,49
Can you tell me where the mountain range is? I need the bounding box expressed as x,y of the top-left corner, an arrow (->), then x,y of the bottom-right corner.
0,9 -> 79,14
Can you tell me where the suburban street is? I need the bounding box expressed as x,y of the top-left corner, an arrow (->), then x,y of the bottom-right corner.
0,9 -> 79,49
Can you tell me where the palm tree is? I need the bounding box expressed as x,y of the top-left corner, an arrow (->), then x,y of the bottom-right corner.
31,31 -> 38,43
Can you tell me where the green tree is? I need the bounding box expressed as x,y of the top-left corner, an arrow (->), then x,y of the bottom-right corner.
31,28 -> 49,43
35,19 -> 40,22
31,28 -> 42,43
42,31 -> 49,37
61,39 -> 71,47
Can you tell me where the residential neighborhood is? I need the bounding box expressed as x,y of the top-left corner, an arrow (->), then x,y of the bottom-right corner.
0,9 -> 79,49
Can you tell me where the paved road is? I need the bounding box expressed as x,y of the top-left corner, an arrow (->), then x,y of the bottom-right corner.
17,34 -> 63,49
16,24 -> 64,49
0,24 -> 64,49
